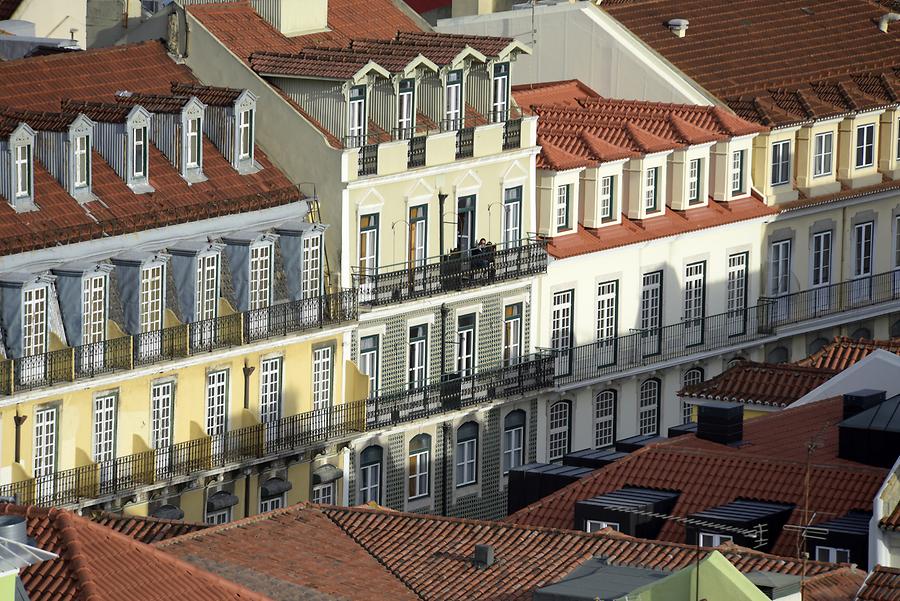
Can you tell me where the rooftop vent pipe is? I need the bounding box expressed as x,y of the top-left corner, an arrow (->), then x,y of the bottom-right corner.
473,544 -> 495,568
667,18 -> 689,38
879,13 -> 900,32
0,515 -> 35,547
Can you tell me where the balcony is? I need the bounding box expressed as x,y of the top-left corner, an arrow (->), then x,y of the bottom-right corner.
352,238 -> 548,307
0,289 -> 358,396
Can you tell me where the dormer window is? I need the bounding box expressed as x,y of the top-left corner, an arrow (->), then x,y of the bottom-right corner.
771,140 -> 790,186
445,70 -> 463,130
74,134 -> 90,189
731,150 -> 745,194
687,158 -> 702,204
855,123 -> 875,168
644,167 -> 659,212
397,79 -> 415,139
249,242 -> 272,311
239,108 -> 254,159
600,175 -> 615,220
22,284 -> 48,358
492,63 -> 509,122
186,117 -> 201,168
132,125 -> 147,179
14,142 -> 31,198
556,184 -> 570,231
196,252 -> 219,323
348,85 -> 366,147
813,132 -> 833,178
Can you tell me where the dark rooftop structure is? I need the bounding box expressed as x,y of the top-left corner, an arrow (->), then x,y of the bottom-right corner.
574,487 -> 680,538
839,393 -> 900,468
532,557 -> 669,601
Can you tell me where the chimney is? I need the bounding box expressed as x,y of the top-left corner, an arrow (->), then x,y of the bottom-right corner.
667,18 -> 689,38
252,0 -> 328,36
473,544 -> 495,568
696,402 -> 743,445
0,515 -> 35,547
842,389 -> 885,420
879,13 -> 900,33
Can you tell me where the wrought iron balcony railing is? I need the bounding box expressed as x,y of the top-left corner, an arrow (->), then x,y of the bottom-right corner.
0,289 -> 358,396
352,238 -> 548,306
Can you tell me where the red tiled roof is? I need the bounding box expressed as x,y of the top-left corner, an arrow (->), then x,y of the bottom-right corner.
512,79 -> 602,108
857,565 -> 900,600
158,505 -> 420,601
89,511 -> 209,544
798,337 -> 900,371
115,92 -> 195,113
0,41 -> 298,258
602,0 -> 900,118
0,504 -> 268,601
507,396 -> 886,557
880,504 -> 900,532
0,107 -> 78,132
680,362 -> 838,408
778,176 -> 900,213
159,503 -> 854,601
170,82 -> 245,107
802,567 -> 868,601
546,197 -> 777,259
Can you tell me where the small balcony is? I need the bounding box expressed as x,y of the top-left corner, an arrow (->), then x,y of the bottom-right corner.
0,289 -> 358,396
352,238 -> 548,307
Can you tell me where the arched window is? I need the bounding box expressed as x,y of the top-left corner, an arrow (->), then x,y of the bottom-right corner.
850,327 -> 872,340
593,390 -> 616,448
359,445 -> 383,504
766,346 -> 789,364
807,337 -> 830,356
408,434 -> 431,500
503,410 -> 526,473
638,379 -> 660,436
727,357 -> 745,369
456,422 -> 478,487
681,368 -> 704,424
548,400 -> 571,461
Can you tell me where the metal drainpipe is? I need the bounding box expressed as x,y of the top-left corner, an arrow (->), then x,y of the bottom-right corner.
440,303 -> 449,517
441,422 -> 450,517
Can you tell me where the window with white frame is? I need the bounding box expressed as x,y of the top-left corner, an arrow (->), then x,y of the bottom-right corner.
359,334 -> 379,395
600,175 -> 615,220
682,368 -> 704,423
302,235 -> 322,299
14,143 -> 31,197
700,532 -> 732,547
548,401 -> 571,462
687,158 -> 702,203
348,85 -> 366,145
140,263 -> 164,334
638,379 -> 660,436
408,205 -> 426,268
186,117 -> 201,168
408,324 -> 427,390
770,239 -> 792,296
33,407 -> 57,482
74,134 -> 90,189
813,131 -> 833,178
586,520 -> 620,533
259,493 -> 284,513
398,78 -> 415,136
731,150 -> 745,194
503,303 -> 522,366
359,445 -> 382,504
249,243 -> 271,310
644,167 -> 658,211
815,546 -> 850,563
854,221 -> 874,278
456,313 -> 476,377
640,272 -> 662,334
492,63 -> 509,121
312,346 -> 332,411
502,410 -> 525,473
552,290 -> 573,373
358,214 -> 378,296
855,123 -> 875,168
683,262 -> 706,326
771,140 -> 790,186
726,253 -> 748,332
22,285 -> 47,357
408,434 -> 430,500
82,274 -> 106,346
205,508 -> 230,525
597,280 -> 617,349
812,231 -> 832,287
502,186 -> 522,246
196,253 -> 219,322
312,483 -> 334,504
205,370 -> 228,437
150,381 -> 173,474
259,357 -> 282,424
132,126 -> 147,179
239,109 -> 254,160
593,390 -> 616,448
556,184 -> 570,231
445,70 -> 462,129
456,422 -> 478,487
93,393 -> 117,465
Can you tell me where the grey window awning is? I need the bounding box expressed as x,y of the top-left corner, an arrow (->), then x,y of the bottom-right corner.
206,491 -> 239,512
151,504 -> 184,520
260,477 -> 293,499
312,464 -> 343,485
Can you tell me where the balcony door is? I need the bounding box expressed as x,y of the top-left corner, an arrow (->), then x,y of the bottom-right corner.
640,272 -> 662,356
851,222 -> 874,304
502,187 -> 522,247
408,205 -> 427,289
457,195 -> 476,253
358,214 -> 378,301
683,262 -> 705,347
770,239 -> 791,323
348,85 -> 366,147
551,290 -> 573,376
811,231 -> 833,314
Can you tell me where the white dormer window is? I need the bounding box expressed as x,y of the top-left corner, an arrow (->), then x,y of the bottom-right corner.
132,126 -> 147,178
14,143 -> 31,198
196,252 -> 219,322
644,167 -> 659,211
556,184 -> 570,231
855,123 -> 875,168
771,140 -> 790,186
239,108 -> 254,160
398,79 -> 415,138
74,135 -> 90,188
22,284 -> 48,357
687,158 -> 702,204
492,63 -> 509,122
731,150 -> 745,194
600,175 -> 614,220
813,132 -> 833,178
82,274 -> 107,346
186,117 -> 201,168
445,70 -> 462,130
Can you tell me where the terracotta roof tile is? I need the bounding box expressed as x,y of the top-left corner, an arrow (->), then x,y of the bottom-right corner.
801,567 -> 867,601
0,107 -> 78,132
0,41 -> 299,257
114,92 -> 195,113
0,504 -> 269,601
797,336 -> 900,371
680,362 -> 838,408
857,565 -> 900,600
89,511 -> 209,544
507,396 -> 886,557
159,503 -> 855,601
170,82 -> 245,106
880,504 -> 900,531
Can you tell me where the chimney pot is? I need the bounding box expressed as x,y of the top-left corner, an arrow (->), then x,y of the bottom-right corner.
474,544 -> 495,568
879,13 -> 900,33
0,515 -> 34,546
667,18 -> 689,38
